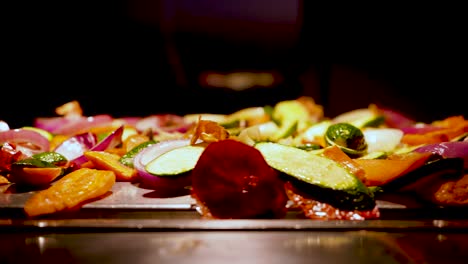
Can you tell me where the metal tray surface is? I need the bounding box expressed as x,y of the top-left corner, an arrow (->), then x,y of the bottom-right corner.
2,181 -> 468,264
2,230 -> 468,264
0,182 -> 194,210
2,181 -> 468,222
0,181 -> 432,210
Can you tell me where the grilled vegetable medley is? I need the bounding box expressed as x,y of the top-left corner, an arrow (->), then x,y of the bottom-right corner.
1,98 -> 467,219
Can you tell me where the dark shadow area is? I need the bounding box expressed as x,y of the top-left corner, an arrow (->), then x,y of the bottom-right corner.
2,1 -> 466,128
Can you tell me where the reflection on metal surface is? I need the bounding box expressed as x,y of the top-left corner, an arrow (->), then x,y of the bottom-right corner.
283,234 -> 351,250
433,219 -> 448,228
3,217 -> 468,232
3,181 -> 467,217
0,232 -> 427,264
149,236 -> 203,257
0,182 -> 195,210
1,230 -> 468,263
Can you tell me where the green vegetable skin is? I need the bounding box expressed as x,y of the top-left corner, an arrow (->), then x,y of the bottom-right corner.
255,142 -> 375,210
119,140 -> 157,168
13,151 -> 68,168
145,145 -> 205,176
332,108 -> 385,129
270,100 -> 310,140
325,123 -> 368,156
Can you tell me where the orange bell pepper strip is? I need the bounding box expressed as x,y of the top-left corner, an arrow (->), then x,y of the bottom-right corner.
24,168 -> 115,217
321,146 -> 367,183
10,167 -> 63,186
355,152 -> 433,186
401,115 -> 468,146
83,151 -> 138,181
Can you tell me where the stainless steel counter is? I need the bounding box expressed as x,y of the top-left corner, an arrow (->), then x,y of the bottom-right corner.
2,182 -> 468,264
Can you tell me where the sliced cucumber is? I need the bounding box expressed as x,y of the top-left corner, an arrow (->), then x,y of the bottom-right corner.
255,142 -> 375,210
145,145 -> 205,176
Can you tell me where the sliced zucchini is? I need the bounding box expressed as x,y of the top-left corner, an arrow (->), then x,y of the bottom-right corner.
270,99 -> 310,141
255,142 -> 375,210
332,108 -> 385,128
271,121 -> 298,141
13,157 -> 56,168
145,145 -> 205,176
119,140 -> 157,168
32,151 -> 68,165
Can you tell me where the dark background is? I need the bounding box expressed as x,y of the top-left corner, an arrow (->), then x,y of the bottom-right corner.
2,1 -> 467,128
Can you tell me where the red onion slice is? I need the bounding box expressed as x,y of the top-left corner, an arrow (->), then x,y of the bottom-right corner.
54,132 -> 98,161
414,141 -> 468,168
34,116 -> 69,133
35,115 -> 114,135
72,125 -> 125,166
114,117 -> 141,127
90,125 -> 124,151
135,114 -> 191,134
400,124 -> 443,135
133,139 -> 192,191
0,128 -> 50,156
379,108 -> 416,129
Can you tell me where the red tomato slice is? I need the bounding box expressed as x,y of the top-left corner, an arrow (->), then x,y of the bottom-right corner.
191,139 -> 288,219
